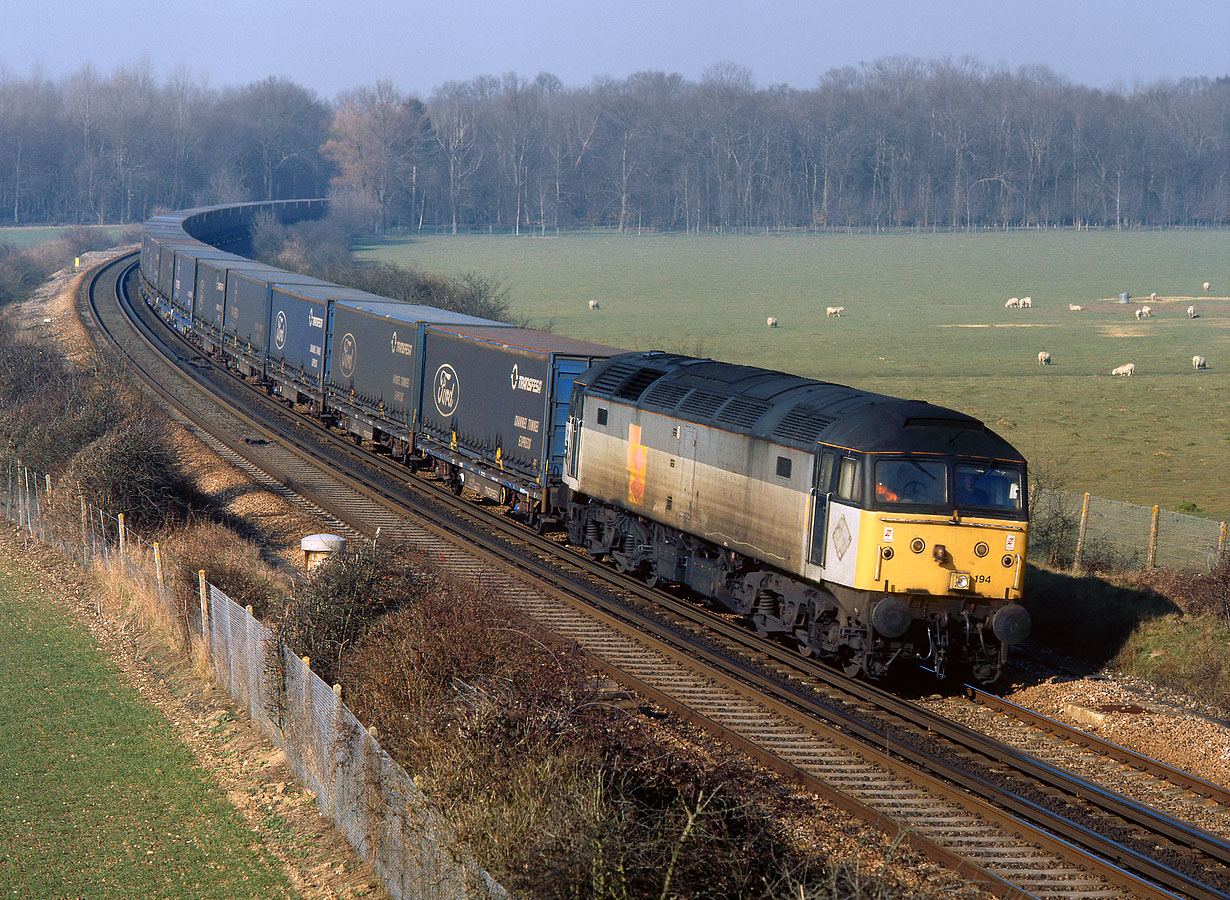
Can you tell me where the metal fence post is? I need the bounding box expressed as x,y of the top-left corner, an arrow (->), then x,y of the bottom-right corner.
1073,492 -> 1090,573
80,497 -> 88,563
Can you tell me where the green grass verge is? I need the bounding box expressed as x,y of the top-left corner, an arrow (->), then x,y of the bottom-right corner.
0,564 -> 295,900
358,230 -> 1230,519
0,225 -> 124,249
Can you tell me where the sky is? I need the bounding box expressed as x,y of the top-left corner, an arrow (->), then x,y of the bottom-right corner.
2,0 -> 1227,99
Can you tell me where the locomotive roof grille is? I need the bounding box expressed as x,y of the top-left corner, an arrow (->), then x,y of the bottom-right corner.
773,408 -> 836,443
641,382 -> 692,409
677,389 -> 727,418
588,361 -> 641,395
717,397 -> 772,428
613,367 -> 667,400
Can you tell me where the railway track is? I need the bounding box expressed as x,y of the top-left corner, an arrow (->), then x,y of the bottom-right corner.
85,251 -> 1230,899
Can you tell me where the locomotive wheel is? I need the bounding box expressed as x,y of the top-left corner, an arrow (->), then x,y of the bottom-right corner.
644,573 -> 660,589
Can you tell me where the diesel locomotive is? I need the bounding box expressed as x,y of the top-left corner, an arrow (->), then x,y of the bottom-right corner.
140,201 -> 1030,683
563,352 -> 1030,683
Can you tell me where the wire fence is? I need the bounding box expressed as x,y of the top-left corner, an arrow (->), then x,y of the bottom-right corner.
1,458 -> 506,900
1031,487 -> 1228,574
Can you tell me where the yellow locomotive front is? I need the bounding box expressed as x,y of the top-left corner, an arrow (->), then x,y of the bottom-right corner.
810,450 -> 1031,682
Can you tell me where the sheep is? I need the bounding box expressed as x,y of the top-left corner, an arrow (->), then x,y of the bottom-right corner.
1187,305 -> 1198,318
1037,351 -> 1051,365
766,316 -> 778,328
826,306 -> 844,317
588,300 -> 600,310
1111,363 -> 1135,377
1134,308 -> 1143,321
1141,305 -> 1152,318
1020,296 -> 1032,308
1068,304 -> 1083,311
1204,282 -> 1211,292
1193,355 -> 1207,370
1005,297 -> 1021,309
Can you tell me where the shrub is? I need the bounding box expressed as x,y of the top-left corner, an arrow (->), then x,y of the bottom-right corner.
273,543 -> 436,685
164,520 -> 289,620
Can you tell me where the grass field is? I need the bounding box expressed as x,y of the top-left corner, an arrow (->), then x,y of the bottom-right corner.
0,225 -> 125,249
359,230 -> 1230,520
0,563 -> 294,899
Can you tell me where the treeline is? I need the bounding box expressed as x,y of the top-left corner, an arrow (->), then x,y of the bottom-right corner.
1,57 -> 1226,231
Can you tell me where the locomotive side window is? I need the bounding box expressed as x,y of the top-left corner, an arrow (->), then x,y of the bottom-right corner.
596,407 -> 608,426
776,456 -> 792,479
836,457 -> 862,502
874,458 -> 947,506
956,462 -> 1023,512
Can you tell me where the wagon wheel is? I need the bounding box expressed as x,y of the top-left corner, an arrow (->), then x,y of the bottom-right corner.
644,573 -> 661,590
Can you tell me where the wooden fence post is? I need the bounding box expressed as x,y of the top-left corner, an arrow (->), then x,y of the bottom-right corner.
198,570 -> 211,667
153,542 -> 164,598
1219,522 -> 1227,563
1073,492 -> 1091,573
1146,505 -> 1159,568
117,513 -> 126,566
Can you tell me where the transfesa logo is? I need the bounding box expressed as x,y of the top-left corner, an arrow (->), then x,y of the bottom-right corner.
509,364 -> 543,394
274,310 -> 287,350
434,364 -> 459,417
339,333 -> 357,379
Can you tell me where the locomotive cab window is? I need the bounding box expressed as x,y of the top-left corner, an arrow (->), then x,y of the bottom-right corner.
836,457 -> 862,502
874,458 -> 947,506
596,407 -> 608,426
956,461 -> 1023,513
776,456 -> 792,479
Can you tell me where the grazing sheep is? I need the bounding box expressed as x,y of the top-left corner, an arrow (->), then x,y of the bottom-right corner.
1134,308 -> 1143,320
1068,303 -> 1083,311
1005,297 -> 1021,309
1111,363 -> 1135,377
588,300 -> 600,310
1204,282 -> 1211,292
1020,296 -> 1032,308
1193,355 -> 1207,369
826,306 -> 844,317
766,316 -> 778,328
1037,351 -> 1051,365
1141,305 -> 1153,318
1188,305 -> 1198,318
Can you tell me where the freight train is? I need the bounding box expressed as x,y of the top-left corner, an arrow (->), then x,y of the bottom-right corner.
140,200 -> 1030,683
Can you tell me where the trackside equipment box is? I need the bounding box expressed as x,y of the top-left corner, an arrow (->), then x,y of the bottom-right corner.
418,324 -> 618,495
326,299 -> 511,436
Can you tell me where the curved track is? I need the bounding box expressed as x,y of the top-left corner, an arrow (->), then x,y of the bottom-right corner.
86,252 -> 1230,900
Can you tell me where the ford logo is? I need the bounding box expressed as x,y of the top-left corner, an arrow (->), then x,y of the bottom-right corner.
434,364 -> 459,417
339,333 -> 357,379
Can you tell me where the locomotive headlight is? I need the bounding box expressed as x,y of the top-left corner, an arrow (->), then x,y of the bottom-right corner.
974,541 -> 989,558
949,572 -> 972,591
910,537 -> 926,554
